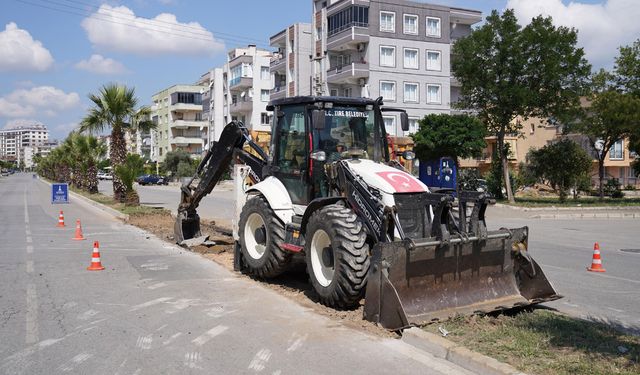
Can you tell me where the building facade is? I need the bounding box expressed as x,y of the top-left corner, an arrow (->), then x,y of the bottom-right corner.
0,123 -> 49,163
151,84 -> 208,161
269,23 -> 313,100
311,0 -> 481,136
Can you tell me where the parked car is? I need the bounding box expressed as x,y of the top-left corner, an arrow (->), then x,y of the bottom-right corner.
97,172 -> 113,180
136,174 -> 168,185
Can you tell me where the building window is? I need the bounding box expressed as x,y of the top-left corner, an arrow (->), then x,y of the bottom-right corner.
261,113 -> 270,125
327,5 -> 369,37
426,84 -> 441,104
261,89 -> 270,102
426,50 -> 441,71
610,139 -> 624,160
380,11 -> 395,33
330,89 -> 339,96
380,81 -> 396,101
426,17 -> 441,38
404,83 -> 419,103
379,46 -> 396,67
403,48 -> 419,69
403,14 -> 418,35
343,87 -> 352,97
261,66 -> 270,80
383,116 -> 396,136
408,118 -> 419,134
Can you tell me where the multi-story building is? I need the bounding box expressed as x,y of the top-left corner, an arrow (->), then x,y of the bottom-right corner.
151,84 -> 208,161
311,0 -> 481,136
0,122 -> 49,162
269,23 -> 313,100
197,68 -> 225,145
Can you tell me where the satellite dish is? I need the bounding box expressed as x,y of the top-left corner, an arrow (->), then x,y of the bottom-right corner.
595,139 -> 604,151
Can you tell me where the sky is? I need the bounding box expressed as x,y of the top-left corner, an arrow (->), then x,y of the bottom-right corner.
1,0 -> 638,140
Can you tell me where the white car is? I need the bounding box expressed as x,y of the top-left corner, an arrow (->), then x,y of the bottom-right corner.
97,172 -> 113,180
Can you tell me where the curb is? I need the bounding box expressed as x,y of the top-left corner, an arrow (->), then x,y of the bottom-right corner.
402,328 -> 526,375
531,212 -> 640,219
39,179 -> 129,221
494,203 -> 640,212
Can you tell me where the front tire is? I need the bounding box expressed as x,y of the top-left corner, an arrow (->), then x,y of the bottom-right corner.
305,204 -> 370,308
238,195 -> 291,278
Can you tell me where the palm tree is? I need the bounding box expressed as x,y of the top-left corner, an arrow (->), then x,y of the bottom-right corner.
79,84 -> 155,202
72,134 -> 106,193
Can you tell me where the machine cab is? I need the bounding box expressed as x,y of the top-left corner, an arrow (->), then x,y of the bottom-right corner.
267,96 -> 407,205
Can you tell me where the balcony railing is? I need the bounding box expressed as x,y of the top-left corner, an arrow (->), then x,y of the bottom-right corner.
328,21 -> 368,37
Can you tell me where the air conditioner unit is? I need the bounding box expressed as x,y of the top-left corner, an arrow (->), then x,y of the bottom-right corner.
358,78 -> 366,86
357,43 -> 365,52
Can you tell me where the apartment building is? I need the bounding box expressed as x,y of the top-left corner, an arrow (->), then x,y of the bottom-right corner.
151,84 -> 208,161
0,122 -> 49,162
269,23 -> 313,100
197,68 -> 225,145
311,0 -> 481,136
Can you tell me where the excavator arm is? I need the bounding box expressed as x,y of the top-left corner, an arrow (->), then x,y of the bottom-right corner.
174,121 -> 267,243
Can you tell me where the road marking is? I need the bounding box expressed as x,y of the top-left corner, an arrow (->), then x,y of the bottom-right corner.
148,282 -> 167,290
184,352 -> 202,369
155,324 -> 168,331
162,332 -> 183,346
23,189 -> 29,224
541,263 -> 640,285
192,325 -> 228,346
26,260 -> 34,274
26,245 -> 33,254
248,348 -> 272,372
58,353 -> 93,372
25,228 -> 31,236
129,297 -> 172,311
136,335 -> 153,350
25,283 -> 38,344
286,333 -> 308,353
26,236 -> 32,244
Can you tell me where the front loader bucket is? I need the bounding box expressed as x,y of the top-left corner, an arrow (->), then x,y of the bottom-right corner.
174,212 -> 201,244
363,227 -> 560,330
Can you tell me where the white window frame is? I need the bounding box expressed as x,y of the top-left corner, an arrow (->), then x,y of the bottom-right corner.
426,50 -> 441,71
426,16 -> 441,38
408,117 -> 420,134
260,66 -> 270,80
383,116 -> 397,136
380,11 -> 396,33
260,112 -> 270,125
403,47 -> 419,70
426,83 -> 442,104
610,139 -> 624,160
403,82 -> 419,103
380,80 -> 396,101
403,14 -> 418,35
260,89 -> 270,102
379,45 -> 396,68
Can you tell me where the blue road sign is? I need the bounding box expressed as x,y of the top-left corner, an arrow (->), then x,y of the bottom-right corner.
51,183 -> 69,204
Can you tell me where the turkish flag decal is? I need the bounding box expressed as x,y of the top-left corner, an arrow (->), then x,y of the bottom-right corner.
376,171 -> 425,193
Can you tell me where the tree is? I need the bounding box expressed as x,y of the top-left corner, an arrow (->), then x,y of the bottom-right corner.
114,154 -> 145,206
79,84 -> 154,202
615,38 -> 640,96
452,9 -> 591,203
526,139 -> 592,202
163,150 -> 192,178
412,114 -> 487,166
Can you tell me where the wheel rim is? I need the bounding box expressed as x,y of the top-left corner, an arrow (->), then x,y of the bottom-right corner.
244,212 -> 267,260
310,229 -> 334,287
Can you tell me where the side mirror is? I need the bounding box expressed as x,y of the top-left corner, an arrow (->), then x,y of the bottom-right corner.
310,150 -> 326,162
400,112 -> 409,132
402,150 -> 415,160
312,109 -> 325,129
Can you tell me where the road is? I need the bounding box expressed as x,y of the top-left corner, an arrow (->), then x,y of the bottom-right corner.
109,180 -> 640,333
1,174 -> 470,375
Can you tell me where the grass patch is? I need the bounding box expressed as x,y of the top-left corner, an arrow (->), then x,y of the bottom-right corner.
69,186 -> 170,216
505,197 -> 640,207
424,310 -> 640,375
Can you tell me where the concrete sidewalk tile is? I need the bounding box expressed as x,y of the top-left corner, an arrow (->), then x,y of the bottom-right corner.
447,346 -> 524,375
401,328 -> 455,359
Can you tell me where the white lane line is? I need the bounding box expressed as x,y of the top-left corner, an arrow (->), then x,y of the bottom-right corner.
248,348 -> 272,372
162,332 -> 183,346
26,283 -> 38,344
26,260 -> 34,274
541,263 -> 640,285
23,189 -> 29,224
191,325 -> 228,346
25,228 -> 31,236
26,236 -> 32,244
129,297 -> 173,311
26,245 -> 33,254
147,282 -> 167,290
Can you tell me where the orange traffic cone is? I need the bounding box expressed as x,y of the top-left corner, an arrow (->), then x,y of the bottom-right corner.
87,241 -> 105,271
72,219 -> 86,241
587,242 -> 606,272
57,210 -> 65,227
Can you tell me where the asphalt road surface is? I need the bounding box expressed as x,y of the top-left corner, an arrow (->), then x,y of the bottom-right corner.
1,174 -> 471,375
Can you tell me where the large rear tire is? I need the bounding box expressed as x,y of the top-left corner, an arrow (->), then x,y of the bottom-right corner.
238,195 -> 291,278
305,204 -> 370,308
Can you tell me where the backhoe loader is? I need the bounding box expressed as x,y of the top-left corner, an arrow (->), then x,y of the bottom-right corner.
175,96 -> 560,330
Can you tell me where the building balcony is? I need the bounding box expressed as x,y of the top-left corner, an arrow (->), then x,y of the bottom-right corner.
170,136 -> 203,146
229,100 -> 253,113
170,102 -> 202,112
270,55 -> 286,72
228,54 -> 253,69
229,76 -> 253,90
171,120 -> 207,129
327,26 -> 369,52
270,29 -> 286,47
270,86 -> 286,100
327,62 -> 369,84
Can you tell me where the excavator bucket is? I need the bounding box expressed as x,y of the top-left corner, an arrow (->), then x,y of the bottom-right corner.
174,211 -> 201,244
363,192 -> 561,331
